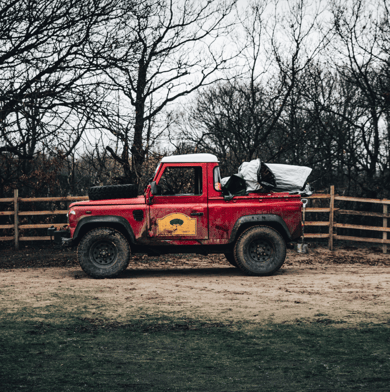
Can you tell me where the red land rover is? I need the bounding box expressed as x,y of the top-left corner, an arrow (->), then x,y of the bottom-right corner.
50,153 -> 304,278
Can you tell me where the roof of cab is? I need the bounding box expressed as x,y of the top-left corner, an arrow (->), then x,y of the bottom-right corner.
161,153 -> 219,163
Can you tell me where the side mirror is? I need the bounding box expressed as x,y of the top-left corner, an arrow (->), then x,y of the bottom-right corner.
145,181 -> 160,205
145,184 -> 153,205
150,181 -> 160,195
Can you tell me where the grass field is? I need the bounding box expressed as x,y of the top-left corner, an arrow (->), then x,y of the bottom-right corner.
1,312 -> 389,392
1,246 -> 390,391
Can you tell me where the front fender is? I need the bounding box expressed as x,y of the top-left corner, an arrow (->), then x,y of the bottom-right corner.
73,216 -> 136,244
229,214 -> 292,243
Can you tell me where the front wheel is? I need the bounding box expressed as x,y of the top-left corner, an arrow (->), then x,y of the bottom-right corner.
234,226 -> 286,276
78,227 -> 131,278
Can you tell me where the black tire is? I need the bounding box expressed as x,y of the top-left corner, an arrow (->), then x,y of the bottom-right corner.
224,253 -> 238,267
88,184 -> 138,200
234,226 -> 286,276
77,227 -> 131,278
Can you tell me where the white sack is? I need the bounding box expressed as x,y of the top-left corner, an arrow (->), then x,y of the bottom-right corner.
238,159 -> 261,192
265,163 -> 312,192
222,172 -> 244,187
221,176 -> 230,187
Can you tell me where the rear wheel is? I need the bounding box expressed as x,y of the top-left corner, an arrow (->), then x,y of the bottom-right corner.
234,226 -> 286,276
78,227 -> 130,278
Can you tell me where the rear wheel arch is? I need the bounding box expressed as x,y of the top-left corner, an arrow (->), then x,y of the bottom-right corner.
229,215 -> 290,244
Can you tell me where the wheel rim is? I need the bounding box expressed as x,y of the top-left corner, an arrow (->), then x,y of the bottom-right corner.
89,240 -> 118,267
246,238 -> 275,268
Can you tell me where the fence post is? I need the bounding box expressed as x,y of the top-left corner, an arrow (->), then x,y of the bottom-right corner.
328,185 -> 335,250
14,189 -> 19,250
384,204 -> 388,254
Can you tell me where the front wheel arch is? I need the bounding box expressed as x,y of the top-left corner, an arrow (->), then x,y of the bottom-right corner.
73,216 -> 136,246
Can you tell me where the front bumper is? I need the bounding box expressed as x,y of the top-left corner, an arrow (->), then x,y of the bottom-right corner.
47,227 -> 72,246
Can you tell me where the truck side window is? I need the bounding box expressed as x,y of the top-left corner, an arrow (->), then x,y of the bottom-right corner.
158,166 -> 202,196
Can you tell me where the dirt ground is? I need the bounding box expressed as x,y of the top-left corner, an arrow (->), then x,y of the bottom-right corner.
1,243 -> 390,325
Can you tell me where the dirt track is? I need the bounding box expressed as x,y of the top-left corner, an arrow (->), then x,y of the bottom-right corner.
1,245 -> 390,325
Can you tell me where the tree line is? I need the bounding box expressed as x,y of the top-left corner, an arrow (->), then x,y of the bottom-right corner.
1,0 -> 389,199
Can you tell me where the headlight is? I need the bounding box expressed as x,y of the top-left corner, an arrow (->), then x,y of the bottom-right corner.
67,210 -> 76,220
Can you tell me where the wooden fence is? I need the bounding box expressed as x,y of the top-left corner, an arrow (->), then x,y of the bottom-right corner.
306,186 -> 389,254
0,190 -> 88,249
0,187 -> 389,253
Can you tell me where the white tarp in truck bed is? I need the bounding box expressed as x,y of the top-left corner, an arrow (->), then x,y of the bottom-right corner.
264,163 -> 312,192
236,159 -> 312,193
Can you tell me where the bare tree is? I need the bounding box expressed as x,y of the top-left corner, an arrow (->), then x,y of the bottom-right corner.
0,0 -> 120,195
174,0 -> 331,175
328,0 -> 390,196
91,0 -> 238,187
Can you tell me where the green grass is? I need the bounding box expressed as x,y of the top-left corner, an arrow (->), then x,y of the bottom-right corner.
1,313 -> 390,392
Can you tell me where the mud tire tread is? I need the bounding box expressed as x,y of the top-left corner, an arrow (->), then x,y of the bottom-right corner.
234,225 -> 286,276
77,227 -> 131,279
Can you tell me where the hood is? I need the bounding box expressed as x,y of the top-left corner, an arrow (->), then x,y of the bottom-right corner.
69,195 -> 145,209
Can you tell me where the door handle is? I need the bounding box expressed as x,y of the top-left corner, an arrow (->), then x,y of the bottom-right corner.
190,212 -> 204,216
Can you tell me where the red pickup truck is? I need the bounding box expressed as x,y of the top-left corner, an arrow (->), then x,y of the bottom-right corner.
51,153 -> 304,278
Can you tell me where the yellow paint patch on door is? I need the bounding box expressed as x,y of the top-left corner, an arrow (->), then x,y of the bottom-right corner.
157,213 -> 197,236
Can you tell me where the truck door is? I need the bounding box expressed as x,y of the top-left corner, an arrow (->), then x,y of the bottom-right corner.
149,163 -> 208,240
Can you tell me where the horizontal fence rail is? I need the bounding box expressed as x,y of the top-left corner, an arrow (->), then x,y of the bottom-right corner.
0,187 -> 389,253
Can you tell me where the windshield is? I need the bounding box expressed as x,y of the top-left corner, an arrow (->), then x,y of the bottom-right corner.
213,166 -> 222,191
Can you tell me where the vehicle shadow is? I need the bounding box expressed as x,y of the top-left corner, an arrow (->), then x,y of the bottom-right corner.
70,266 -> 294,280
119,266 -> 243,279
119,265 -> 296,278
